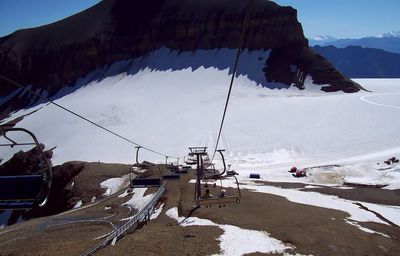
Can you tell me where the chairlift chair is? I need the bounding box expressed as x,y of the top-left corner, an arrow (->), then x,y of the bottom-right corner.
185,153 -> 197,165
0,126 -> 52,210
185,147 -> 199,165
194,149 -> 241,207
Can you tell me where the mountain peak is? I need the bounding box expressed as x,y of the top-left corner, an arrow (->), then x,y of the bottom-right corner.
310,35 -> 336,41
308,35 -> 337,46
375,31 -> 400,38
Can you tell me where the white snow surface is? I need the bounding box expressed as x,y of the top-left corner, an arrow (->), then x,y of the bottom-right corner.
122,188 -> 154,211
166,207 -> 291,256
220,180 -> 400,227
150,203 -> 164,220
73,200 -> 83,209
360,202 -> 400,226
345,220 -> 390,238
100,174 -> 130,196
1,59 -> 400,189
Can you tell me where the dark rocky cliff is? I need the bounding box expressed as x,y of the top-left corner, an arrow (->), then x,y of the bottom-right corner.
0,0 -> 362,118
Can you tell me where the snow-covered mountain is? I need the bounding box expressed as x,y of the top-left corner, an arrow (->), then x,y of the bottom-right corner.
311,31 -> 400,54
308,35 -> 337,46
376,31 -> 400,38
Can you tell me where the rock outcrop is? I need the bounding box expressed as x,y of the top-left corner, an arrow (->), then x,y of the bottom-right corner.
0,0 -> 363,118
0,146 -> 84,225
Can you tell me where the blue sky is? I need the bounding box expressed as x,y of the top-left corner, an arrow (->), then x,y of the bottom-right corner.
274,0 -> 400,38
0,0 -> 399,38
0,0 -> 99,36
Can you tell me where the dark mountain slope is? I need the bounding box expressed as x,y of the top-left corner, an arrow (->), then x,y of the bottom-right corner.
312,45 -> 400,78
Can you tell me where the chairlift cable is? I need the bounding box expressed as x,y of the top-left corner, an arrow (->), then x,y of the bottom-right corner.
0,74 -> 180,159
211,0 -> 253,161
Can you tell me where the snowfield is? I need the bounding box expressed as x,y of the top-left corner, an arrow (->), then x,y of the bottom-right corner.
1,58 -> 400,188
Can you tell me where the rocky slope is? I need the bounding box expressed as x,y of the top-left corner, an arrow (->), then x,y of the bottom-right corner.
0,0 -> 362,118
312,45 -> 400,78
0,146 -> 84,225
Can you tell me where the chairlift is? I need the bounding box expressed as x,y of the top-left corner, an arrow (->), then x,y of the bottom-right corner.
130,149 -> 163,188
203,154 -> 211,168
186,147 -> 212,168
0,126 -> 52,210
193,149 -> 241,207
185,147 -> 205,165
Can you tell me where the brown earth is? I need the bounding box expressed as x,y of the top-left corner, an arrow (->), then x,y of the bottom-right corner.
0,163 -> 399,256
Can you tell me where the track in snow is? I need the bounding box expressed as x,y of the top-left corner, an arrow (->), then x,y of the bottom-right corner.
360,93 -> 400,109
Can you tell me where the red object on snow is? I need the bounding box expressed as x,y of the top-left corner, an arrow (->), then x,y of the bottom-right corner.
289,167 -> 297,173
293,170 -> 307,178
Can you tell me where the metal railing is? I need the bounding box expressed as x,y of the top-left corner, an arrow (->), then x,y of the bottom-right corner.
80,183 -> 166,256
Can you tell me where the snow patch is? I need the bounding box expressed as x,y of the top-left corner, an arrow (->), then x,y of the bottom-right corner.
122,188 -> 154,211
100,174 -> 130,196
73,200 -> 82,209
345,220 -> 390,238
223,181 -> 400,226
361,202 -> 400,226
118,190 -> 130,198
303,185 -> 322,189
166,207 -> 292,256
150,203 -> 164,220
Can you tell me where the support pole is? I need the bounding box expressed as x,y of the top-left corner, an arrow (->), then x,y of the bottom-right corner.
195,154 -> 204,205
135,146 -> 142,164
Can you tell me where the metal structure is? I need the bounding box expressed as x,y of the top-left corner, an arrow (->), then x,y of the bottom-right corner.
192,148 -> 241,207
0,126 -> 52,210
134,146 -> 142,164
80,183 -> 166,256
185,147 -> 206,165
185,147 -> 212,168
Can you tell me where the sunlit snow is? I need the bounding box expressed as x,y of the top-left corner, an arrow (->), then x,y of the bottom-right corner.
166,207 -> 291,256
122,188 -> 154,211
100,174 -> 130,196
1,63 -> 400,189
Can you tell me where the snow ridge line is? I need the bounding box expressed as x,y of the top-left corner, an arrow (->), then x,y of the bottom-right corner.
360,94 -> 400,109
354,202 -> 399,228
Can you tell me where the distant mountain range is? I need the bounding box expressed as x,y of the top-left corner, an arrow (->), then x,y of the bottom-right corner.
309,31 -> 400,54
308,35 -> 337,46
312,45 -> 400,78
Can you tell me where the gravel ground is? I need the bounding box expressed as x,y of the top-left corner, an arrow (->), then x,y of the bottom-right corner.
0,163 -> 399,256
